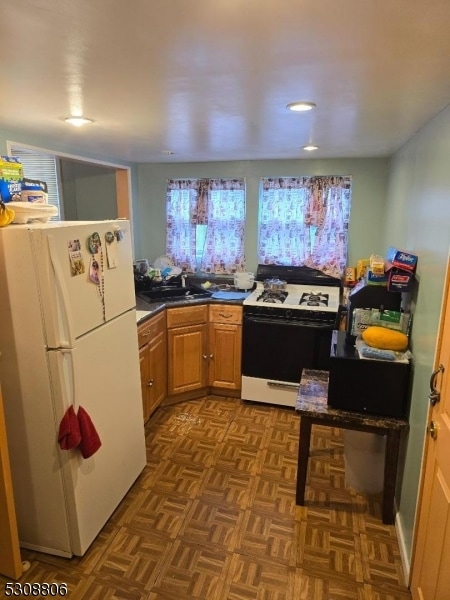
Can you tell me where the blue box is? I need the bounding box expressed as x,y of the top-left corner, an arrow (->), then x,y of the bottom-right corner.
365,269 -> 388,286
386,246 -> 418,273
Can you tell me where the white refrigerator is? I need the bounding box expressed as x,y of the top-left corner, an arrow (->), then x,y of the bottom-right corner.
0,219 -> 146,557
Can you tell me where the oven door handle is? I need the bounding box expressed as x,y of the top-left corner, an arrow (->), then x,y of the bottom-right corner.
267,381 -> 300,390
243,315 -> 334,329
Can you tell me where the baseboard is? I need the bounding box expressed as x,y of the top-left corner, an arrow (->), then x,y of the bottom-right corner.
395,503 -> 411,587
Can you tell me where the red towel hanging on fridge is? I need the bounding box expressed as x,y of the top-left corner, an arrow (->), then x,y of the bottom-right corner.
58,405 -> 82,450
77,406 -> 102,459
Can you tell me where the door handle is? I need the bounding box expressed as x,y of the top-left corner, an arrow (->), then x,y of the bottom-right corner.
427,420 -> 438,440
429,364 -> 444,406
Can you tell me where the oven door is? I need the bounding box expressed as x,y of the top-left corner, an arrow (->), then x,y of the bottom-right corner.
241,313 -> 333,392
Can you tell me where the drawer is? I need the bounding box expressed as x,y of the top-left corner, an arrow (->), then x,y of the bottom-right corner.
137,311 -> 166,347
209,304 -> 242,324
167,304 -> 208,328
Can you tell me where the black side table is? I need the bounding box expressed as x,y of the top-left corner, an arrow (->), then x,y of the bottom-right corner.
295,369 -> 410,525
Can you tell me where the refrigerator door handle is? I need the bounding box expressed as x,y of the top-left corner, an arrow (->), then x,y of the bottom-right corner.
49,349 -> 77,410
47,234 -> 75,348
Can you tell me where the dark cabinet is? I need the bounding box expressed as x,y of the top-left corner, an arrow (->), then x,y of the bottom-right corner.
327,330 -> 411,418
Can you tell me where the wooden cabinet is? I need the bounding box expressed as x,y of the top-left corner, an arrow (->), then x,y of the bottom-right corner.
208,304 -> 242,395
138,311 -> 167,422
167,305 -> 209,398
152,302 -> 243,404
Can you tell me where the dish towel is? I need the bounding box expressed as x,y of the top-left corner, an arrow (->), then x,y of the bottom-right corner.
58,406 -> 82,450
77,406 -> 102,459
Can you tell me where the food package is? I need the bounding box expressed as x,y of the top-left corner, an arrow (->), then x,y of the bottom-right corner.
369,309 -> 411,333
21,178 -> 48,203
344,267 -> 357,287
386,265 -> 415,292
365,269 -> 388,286
350,308 -> 373,336
0,156 -> 23,202
356,258 -> 370,280
369,254 -> 385,275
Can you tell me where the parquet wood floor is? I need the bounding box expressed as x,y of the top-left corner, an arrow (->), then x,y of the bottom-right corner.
0,396 -> 412,599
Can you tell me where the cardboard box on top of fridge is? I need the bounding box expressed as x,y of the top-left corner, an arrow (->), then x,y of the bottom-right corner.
385,246 -> 418,273
0,156 -> 23,202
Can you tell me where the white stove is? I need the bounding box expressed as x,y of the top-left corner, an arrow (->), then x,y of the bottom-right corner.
241,264 -> 342,408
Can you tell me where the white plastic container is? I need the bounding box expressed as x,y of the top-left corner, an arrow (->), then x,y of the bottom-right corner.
234,271 -> 255,290
343,430 -> 386,494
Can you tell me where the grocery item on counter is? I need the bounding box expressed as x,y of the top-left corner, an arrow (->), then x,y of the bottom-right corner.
0,199 -> 15,227
344,267 -> 357,287
356,258 -> 370,280
362,326 -> 409,351
369,254 -> 385,275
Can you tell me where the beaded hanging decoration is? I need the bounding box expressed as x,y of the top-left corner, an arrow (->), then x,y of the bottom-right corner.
87,232 -> 106,321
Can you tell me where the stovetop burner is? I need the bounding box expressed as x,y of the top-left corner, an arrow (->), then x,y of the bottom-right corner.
256,290 -> 288,304
299,291 -> 329,307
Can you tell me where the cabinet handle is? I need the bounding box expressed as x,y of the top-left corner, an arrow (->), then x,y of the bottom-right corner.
218,312 -> 232,319
203,354 -> 208,359
209,354 -> 214,359
143,331 -> 152,337
146,379 -> 154,387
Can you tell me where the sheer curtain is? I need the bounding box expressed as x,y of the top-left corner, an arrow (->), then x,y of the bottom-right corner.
259,176 -> 352,278
166,180 -> 198,272
166,178 -> 246,274
200,179 -> 246,274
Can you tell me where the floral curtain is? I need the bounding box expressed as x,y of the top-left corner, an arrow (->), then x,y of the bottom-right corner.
259,176 -> 352,278
166,178 -> 246,274
200,179 -> 246,274
166,180 -> 198,272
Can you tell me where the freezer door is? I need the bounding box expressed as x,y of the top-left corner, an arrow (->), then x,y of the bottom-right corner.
34,220 -> 136,347
48,309 -> 146,556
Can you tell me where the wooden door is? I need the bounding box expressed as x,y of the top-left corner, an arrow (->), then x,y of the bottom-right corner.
0,383 -> 22,579
411,261 -> 450,598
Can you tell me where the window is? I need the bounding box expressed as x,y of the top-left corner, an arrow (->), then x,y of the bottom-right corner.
258,176 -> 352,278
10,146 -> 61,221
166,179 -> 246,274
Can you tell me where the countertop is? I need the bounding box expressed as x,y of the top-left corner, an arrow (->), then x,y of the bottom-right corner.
135,291 -> 248,325
295,369 -> 409,430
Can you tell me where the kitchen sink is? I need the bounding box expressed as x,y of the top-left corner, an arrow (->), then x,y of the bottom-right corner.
138,284 -> 212,303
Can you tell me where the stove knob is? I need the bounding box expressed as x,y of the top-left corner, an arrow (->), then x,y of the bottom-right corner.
286,309 -> 292,319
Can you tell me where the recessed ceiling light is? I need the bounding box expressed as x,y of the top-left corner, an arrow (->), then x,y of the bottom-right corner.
302,145 -> 319,151
286,102 -> 316,112
161,150 -> 174,155
64,116 -> 94,127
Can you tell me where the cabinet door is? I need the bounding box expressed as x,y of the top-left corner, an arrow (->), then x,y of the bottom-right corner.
147,330 -> 167,418
139,344 -> 152,423
168,323 -> 208,395
209,321 -> 242,391
138,312 -> 167,423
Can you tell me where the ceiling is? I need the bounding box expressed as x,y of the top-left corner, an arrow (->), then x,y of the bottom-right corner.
2,0 -> 450,164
